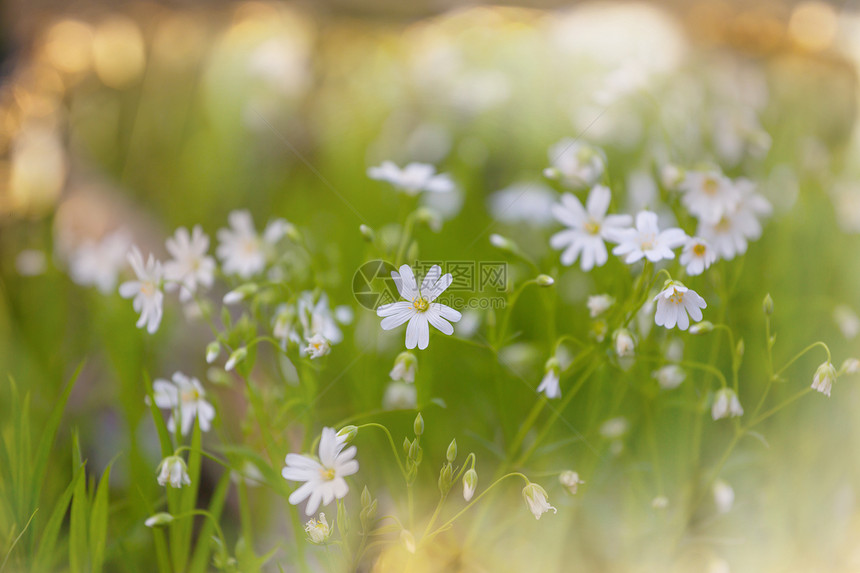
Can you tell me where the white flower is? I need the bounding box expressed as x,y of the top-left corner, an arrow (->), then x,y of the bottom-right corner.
697,180 -> 771,261
587,294 -> 614,318
224,347 -> 247,372
298,291 -> 343,347
367,161 -> 454,195
273,304 -> 300,347
537,358 -> 561,399
119,247 -> 164,334
834,305 -> 860,339
600,417 -> 629,439
303,334 -> 331,359
463,469 -> 478,501
382,381 -> 417,410
376,264 -> 461,350
282,427 -> 359,516
144,513 -> 174,527
390,351 -> 417,383
811,361 -> 837,397
613,329 -> 635,358
549,186 -> 632,271
156,456 -> 191,488
15,249 -> 47,276
164,225 -> 215,302
653,365 -> 686,390
522,483 -> 557,520
69,230 -> 131,294
544,139 -> 605,188
559,470 -> 584,495
152,372 -> 216,435
216,210 -> 289,278
487,182 -> 556,226
304,513 -> 331,544
680,237 -> 717,276
609,211 -> 687,264
713,479 -> 735,514
679,170 -> 740,225
712,388 -> 744,420
654,281 -> 707,331
841,358 -> 860,375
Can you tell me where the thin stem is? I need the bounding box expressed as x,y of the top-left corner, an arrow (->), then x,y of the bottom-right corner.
355,423 -> 407,479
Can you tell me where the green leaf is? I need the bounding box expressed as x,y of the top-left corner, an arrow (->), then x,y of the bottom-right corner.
144,372 -> 173,458
69,435 -> 89,573
88,463 -> 112,573
32,464 -> 84,572
188,470 -> 232,573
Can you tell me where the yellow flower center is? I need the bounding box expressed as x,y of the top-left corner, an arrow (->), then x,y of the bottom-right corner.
140,280 -> 156,297
181,388 -> 200,403
714,216 -> 731,232
703,177 -> 719,195
584,220 -> 600,235
669,291 -> 684,305
693,243 -> 706,256
412,297 -> 429,312
319,467 -> 336,481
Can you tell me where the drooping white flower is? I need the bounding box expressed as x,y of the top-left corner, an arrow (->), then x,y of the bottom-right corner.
712,388 -> 744,420
367,161 -> 454,195
550,185 -> 632,270
544,139 -> 605,188
463,468 -> 478,501
152,372 -> 216,435
559,470 -> 584,495
697,180 -> 771,261
69,230 -> 132,294
537,357 -> 561,399
164,225 -> 216,302
390,351 -> 417,383
282,427 -> 359,516
654,281 -> 707,331
811,361 -> 837,397
713,479 -> 735,514
679,170 -> 740,225
609,211 -> 687,264
653,364 -> 686,390
382,381 -> 417,410
119,247 -> 164,334
522,483 -> 557,520
156,456 -> 191,488
303,334 -> 331,359
376,264 -> 461,350
216,210 -> 290,278
680,237 -> 717,276
587,294 -> 614,318
613,329 -> 635,358
304,513 -> 331,544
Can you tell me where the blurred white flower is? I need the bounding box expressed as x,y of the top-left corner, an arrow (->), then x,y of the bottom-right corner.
303,334 -> 331,360
550,186 -> 632,271
713,479 -> 735,513
216,210 -> 289,278
298,291 -> 343,347
537,357 -> 562,399
609,211 -> 687,264
613,329 -> 635,358
812,361 -> 836,397
282,427 -> 359,516
304,513 -> 331,544
587,294 -> 614,318
273,304 -> 301,348
680,170 -> 739,225
712,106 -> 771,166
697,180 -> 771,261
390,351 -> 417,383
69,230 -> 132,294
653,364 -> 686,390
712,388 -> 744,420
382,381 -> 417,410
376,264 -> 461,350
680,237 -> 716,276
164,225 -> 215,302
600,417 -> 629,439
119,247 -> 164,334
544,139 -> 605,188
488,182 -> 557,226
152,372 -> 215,434
559,470 -> 584,495
367,161 -> 454,195
156,455 -> 191,488
841,358 -> 860,375
15,249 -> 47,276
833,305 -> 860,339
522,483 -> 557,520
651,496 -> 669,509
654,281 -> 706,331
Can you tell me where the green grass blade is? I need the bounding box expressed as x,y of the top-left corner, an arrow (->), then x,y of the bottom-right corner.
32,464 -> 84,572
69,432 -> 89,573
188,469 -> 232,573
88,463 -> 112,573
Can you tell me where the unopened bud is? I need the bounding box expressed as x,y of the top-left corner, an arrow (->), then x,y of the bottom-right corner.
446,439 -> 457,463
463,468 -> 478,501
489,233 -> 515,252
536,274 -> 555,287
223,283 -> 258,305
145,513 -> 174,528
689,321 -> 714,334
413,413 -> 424,437
763,293 -> 773,316
224,347 -> 247,372
206,341 -> 221,364
337,425 -> 358,444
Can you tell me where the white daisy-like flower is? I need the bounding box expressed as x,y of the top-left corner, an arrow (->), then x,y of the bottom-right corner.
654,281 -> 707,331
216,210 -> 290,278
303,334 -> 331,359
653,364 -> 686,390
544,139 -> 605,188
367,161 -> 454,195
376,264 -> 461,350
697,180 -> 771,261
151,372 -> 216,435
680,170 -> 740,225
587,294 -> 614,318
680,237 -> 717,276
609,211 -> 687,264
712,388 -> 744,420
522,483 -> 557,520
69,230 -> 132,294
811,361 -> 836,397
537,358 -> 561,399
282,427 -> 359,516
164,225 -> 216,302
156,456 -> 191,488
549,186 -> 632,271
119,247 -> 164,334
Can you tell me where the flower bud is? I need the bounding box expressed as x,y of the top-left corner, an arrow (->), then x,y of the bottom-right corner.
400,530 -> 416,554
205,341 -> 221,364
689,321 -> 714,334
403,437 -> 411,455
145,513 -> 175,528
489,233 -> 516,252
337,425 -> 358,444
536,274 -> 555,287
438,463 -> 454,495
413,413 -> 424,437
763,293 -> 773,316
224,347 -> 247,372
223,283 -> 258,305
446,439 -> 457,463
359,224 -> 375,242
463,468 -> 478,501
361,486 -> 372,508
